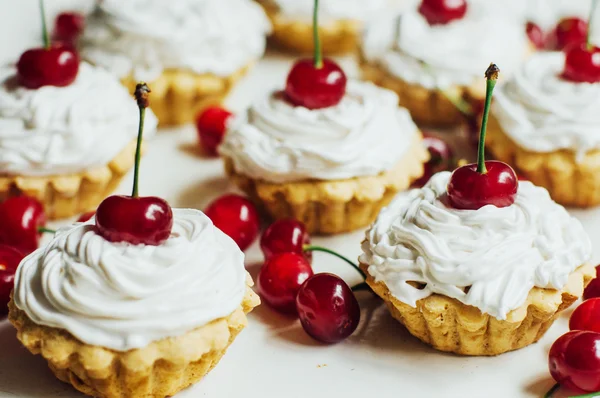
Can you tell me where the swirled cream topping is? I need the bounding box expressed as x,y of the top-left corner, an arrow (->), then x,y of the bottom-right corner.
267,0 -> 396,23
493,52 -> 600,160
361,3 -> 529,89
0,62 -> 157,177
218,80 -> 419,183
359,172 -> 591,320
81,0 -> 271,81
13,209 -> 247,351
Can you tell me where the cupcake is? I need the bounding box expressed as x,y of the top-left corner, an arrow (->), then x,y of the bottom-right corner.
81,0 -> 271,126
488,51 -> 600,207
359,171 -> 594,356
0,62 -> 157,219
219,80 -> 428,235
256,0 -> 406,55
360,0 -> 531,127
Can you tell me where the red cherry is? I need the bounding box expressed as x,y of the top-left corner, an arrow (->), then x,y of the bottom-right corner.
195,106 -> 233,155
0,196 -> 46,255
583,265 -> 600,300
418,0 -> 467,25
296,273 -> 360,344
54,12 -> 85,44
526,22 -> 546,49
17,43 -> 79,89
562,43 -> 600,83
0,245 -> 25,316
260,219 -> 311,261
285,59 -> 347,110
257,252 -> 314,314
205,194 -> 260,252
569,297 -> 600,333
549,330 -> 600,392
412,133 -> 454,187
554,17 -> 588,50
77,211 -> 96,223
447,160 -> 518,210
95,195 -> 173,245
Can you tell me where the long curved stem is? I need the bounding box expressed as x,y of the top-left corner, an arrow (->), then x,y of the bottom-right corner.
588,0 -> 599,50
543,383 -> 560,398
39,0 -> 49,49
38,227 -> 56,234
312,0 -> 323,68
570,390 -> 600,398
476,64 -> 499,174
131,106 -> 145,198
303,245 -> 366,279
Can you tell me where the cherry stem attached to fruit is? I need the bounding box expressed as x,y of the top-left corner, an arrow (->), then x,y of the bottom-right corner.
587,0 -> 599,50
569,390 -> 600,398
38,227 -> 56,234
39,0 -> 49,49
131,83 -> 150,198
303,245 -> 367,279
351,282 -> 370,292
476,63 -> 499,174
312,0 -> 323,69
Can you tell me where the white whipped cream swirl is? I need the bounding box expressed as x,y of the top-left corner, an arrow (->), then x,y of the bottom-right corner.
493,52 -> 600,160
13,209 -> 247,351
82,0 -> 271,81
360,172 -> 591,320
361,4 -> 528,89
219,80 -> 418,183
0,62 -> 157,177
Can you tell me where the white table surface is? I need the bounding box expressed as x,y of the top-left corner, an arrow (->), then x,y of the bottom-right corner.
1,1 -> 599,397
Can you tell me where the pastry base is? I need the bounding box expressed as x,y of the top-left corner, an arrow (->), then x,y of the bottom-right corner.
223,133 -> 428,235
486,116 -> 600,208
8,275 -> 260,398
361,261 -> 595,356
0,140 -> 138,220
121,65 -> 252,127
257,1 -> 360,55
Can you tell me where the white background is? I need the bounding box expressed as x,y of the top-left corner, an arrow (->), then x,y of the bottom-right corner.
1,1 -> 599,397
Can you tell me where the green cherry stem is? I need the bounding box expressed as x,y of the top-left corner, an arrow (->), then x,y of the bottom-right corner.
543,383 -> 560,398
587,0 -> 599,50
312,0 -> 323,69
303,245 -> 367,279
39,0 -> 49,49
38,227 -> 56,234
476,63 -> 499,174
570,390 -> 600,398
131,83 -> 150,198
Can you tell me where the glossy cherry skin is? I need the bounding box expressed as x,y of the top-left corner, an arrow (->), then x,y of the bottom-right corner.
54,12 -> 85,44
0,245 -> 25,316
260,219 -> 311,261
204,194 -> 260,252
285,59 -> 347,110
95,195 -> 173,245
77,211 -> 96,223
549,330 -> 600,392
526,22 -> 545,49
554,17 -> 588,50
418,0 -> 467,25
257,252 -> 314,314
196,106 -> 233,155
413,133 -> 454,187
296,273 -> 360,344
447,161 -> 518,210
0,196 -> 46,255
583,265 -> 600,300
569,297 -> 600,333
562,43 -> 600,83
17,43 -> 80,89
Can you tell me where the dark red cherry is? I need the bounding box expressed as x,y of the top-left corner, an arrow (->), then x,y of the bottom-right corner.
296,273 -> 360,344
0,245 -> 25,316
257,252 -> 314,314
77,211 -> 96,223
205,194 -> 260,252
583,265 -> 600,300
285,59 -> 347,110
554,17 -> 588,50
260,219 -> 311,261
562,42 -> 600,83
549,330 -> 600,392
447,160 -> 518,210
17,43 -> 79,89
0,196 -> 46,255
196,106 -> 233,155
418,0 -> 467,25
95,195 -> 173,245
526,22 -> 546,49
54,12 -> 85,44
569,297 -> 600,333
412,133 -> 454,187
